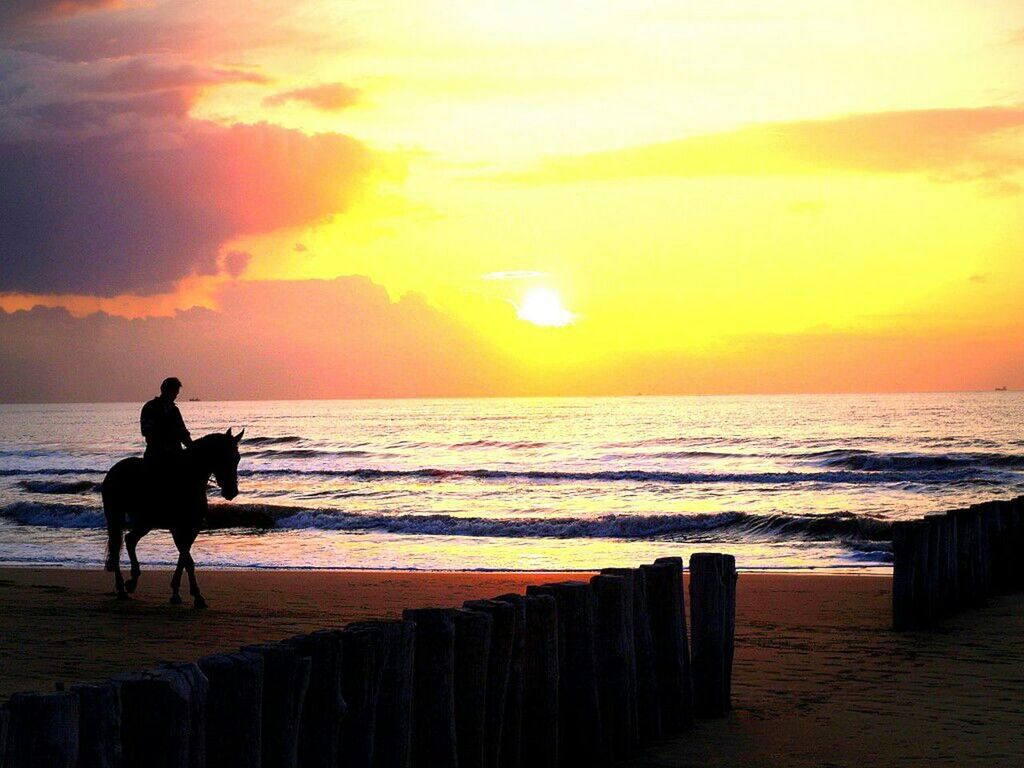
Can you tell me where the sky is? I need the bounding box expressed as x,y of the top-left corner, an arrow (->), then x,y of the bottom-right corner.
1,0 -> 1023,401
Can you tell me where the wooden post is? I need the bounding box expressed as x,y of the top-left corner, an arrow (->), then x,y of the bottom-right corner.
688,553 -> 728,717
331,625 -> 385,768
525,582 -> 607,768
892,520 -> 917,629
452,609 -> 493,768
197,652 -> 264,768
345,620 -> 416,768
0,705 -> 8,768
641,560 -> 692,731
71,682 -> 121,768
492,595 -> 526,768
518,594 -> 558,768
1011,499 -> 1024,592
402,608 -> 458,768
240,643 -> 311,768
114,663 -> 208,768
4,691 -> 78,768
462,600 -> 515,768
601,567 -> 660,743
283,631 -> 345,768
722,554 -> 738,711
924,515 -> 945,620
654,557 -> 694,720
949,508 -> 981,609
163,663 -> 209,768
590,573 -> 638,762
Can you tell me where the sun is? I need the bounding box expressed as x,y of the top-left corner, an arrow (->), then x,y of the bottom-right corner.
516,287 -> 575,327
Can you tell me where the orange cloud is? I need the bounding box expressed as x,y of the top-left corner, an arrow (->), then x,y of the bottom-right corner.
263,82 -> 361,112
510,107 -> 1024,185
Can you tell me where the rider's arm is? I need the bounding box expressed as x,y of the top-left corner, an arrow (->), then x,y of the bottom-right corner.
140,402 -> 158,440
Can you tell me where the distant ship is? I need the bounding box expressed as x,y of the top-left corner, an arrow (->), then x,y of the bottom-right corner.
994,386 -> 1007,392
188,396 -> 201,401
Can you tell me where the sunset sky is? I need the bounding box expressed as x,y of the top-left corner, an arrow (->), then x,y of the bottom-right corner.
2,0 -> 1024,401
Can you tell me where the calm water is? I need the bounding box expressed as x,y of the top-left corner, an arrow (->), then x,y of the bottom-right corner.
1,394 -> 1022,571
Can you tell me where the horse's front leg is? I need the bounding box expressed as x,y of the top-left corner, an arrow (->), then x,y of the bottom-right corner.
123,527 -> 148,593
172,528 -> 206,609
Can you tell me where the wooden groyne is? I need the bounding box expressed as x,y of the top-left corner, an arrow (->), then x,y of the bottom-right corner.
892,496 -> 1024,630
0,554 -> 738,768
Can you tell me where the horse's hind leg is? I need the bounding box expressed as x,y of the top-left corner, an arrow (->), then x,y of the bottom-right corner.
123,527 -> 148,594
172,529 -> 206,609
170,554 -> 185,605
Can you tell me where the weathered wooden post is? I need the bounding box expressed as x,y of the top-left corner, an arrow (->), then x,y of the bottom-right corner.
402,608 -> 458,768
641,559 -> 693,731
0,705 -> 9,768
689,553 -> 729,717
452,609 -> 493,768
334,625 -> 386,768
462,600 -> 515,768
924,515 -> 946,620
71,681 -> 121,768
198,652 -> 264,768
1010,499 -> 1024,591
722,554 -> 738,711
892,520 -> 917,629
240,643 -> 311,768
948,508 -> 981,609
283,631 -> 345,768
492,594 -> 526,768
973,505 -> 993,598
4,691 -> 78,768
346,620 -> 416,768
525,581 -> 607,768
518,594 -> 558,768
115,663 -> 209,768
602,567 -> 660,743
590,573 -> 638,762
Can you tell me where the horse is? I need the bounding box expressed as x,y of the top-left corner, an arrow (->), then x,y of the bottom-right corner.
102,428 -> 244,608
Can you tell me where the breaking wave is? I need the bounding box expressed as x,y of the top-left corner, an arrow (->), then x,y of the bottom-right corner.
0,500 -> 891,556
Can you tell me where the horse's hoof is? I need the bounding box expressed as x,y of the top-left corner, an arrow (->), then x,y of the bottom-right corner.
169,594 -> 183,605
125,580 -> 137,594
115,592 -> 130,601
193,596 -> 208,610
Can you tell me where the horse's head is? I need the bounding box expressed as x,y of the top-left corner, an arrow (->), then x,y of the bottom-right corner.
209,427 -> 244,500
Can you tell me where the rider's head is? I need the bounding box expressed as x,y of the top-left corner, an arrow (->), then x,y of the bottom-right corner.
160,377 -> 183,401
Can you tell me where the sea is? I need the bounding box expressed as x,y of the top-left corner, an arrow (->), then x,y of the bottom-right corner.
0,393 -> 1021,572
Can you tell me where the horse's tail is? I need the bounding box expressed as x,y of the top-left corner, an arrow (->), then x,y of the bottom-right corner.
102,474 -> 124,572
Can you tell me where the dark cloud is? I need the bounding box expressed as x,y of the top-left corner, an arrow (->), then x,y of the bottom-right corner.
0,48 -> 378,296
0,278 -> 505,402
222,251 -> 251,278
508,107 -> 1024,184
0,0 -> 120,26
263,82 -> 361,112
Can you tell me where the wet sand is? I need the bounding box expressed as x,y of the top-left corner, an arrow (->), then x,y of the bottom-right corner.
1,568 -> 1021,767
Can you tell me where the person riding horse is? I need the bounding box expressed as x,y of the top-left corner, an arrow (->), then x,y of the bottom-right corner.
141,376 -> 192,467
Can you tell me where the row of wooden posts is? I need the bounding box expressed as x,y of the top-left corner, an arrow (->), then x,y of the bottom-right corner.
892,496 -> 1024,630
1,553 -> 738,768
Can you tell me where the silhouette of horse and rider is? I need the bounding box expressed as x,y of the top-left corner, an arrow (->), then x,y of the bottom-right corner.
103,377 -> 243,608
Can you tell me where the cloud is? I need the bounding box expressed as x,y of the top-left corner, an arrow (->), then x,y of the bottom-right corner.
222,251 -> 252,279
0,0 -> 121,26
0,277 -> 506,402
0,49 -> 379,296
263,82 -> 361,112
508,107 -> 1024,185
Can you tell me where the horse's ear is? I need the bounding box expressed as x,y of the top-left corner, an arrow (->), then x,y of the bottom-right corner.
226,427 -> 233,437
235,428 -> 245,443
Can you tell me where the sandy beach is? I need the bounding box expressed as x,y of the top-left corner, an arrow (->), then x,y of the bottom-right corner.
1,568 -> 1021,766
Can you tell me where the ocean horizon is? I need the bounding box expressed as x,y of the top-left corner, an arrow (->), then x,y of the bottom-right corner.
2,392 -> 1022,572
